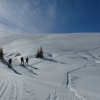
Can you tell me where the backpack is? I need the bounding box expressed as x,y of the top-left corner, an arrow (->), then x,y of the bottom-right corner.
9,59 -> 12,63
26,58 -> 28,62
21,57 -> 23,61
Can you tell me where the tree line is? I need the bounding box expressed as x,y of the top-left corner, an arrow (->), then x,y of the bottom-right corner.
0,46 -> 44,59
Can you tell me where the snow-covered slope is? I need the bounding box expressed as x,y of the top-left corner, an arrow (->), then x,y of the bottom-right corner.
0,33 -> 100,100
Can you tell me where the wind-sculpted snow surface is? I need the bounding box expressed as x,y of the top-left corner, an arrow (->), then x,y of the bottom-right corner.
0,33 -> 100,100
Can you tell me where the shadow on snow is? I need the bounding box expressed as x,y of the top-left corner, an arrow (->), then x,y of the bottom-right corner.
1,59 -> 8,66
0,59 -> 21,75
22,65 -> 38,75
28,65 -> 39,70
11,67 -> 22,75
42,57 -> 67,64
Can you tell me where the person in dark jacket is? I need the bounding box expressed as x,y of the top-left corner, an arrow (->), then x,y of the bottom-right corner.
8,58 -> 12,68
25,57 -> 29,65
20,57 -> 24,66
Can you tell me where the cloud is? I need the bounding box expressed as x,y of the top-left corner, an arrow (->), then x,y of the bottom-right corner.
0,0 -> 57,34
0,0 -> 98,34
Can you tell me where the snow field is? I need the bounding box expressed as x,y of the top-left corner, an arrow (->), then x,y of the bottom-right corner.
0,33 -> 99,100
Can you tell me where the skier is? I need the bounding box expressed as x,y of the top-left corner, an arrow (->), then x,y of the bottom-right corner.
20,57 -> 24,66
25,57 -> 29,65
8,58 -> 12,68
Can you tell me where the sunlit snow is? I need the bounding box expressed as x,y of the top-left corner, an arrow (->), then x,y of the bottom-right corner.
0,33 -> 100,100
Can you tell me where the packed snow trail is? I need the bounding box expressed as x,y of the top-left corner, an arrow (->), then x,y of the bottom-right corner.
0,69 -> 38,100
65,51 -> 97,100
68,74 -> 86,100
65,55 -> 90,100
0,71 -> 23,100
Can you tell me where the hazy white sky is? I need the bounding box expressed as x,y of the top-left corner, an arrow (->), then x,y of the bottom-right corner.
0,0 -> 99,34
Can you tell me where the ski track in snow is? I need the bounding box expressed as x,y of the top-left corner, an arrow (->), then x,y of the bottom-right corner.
46,90 -> 57,100
68,74 -> 86,100
66,54 -> 91,100
65,52 -> 95,100
46,51 -> 91,100
0,73 -> 23,100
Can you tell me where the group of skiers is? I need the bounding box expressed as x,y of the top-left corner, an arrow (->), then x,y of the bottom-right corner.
8,57 -> 29,69
20,57 -> 29,66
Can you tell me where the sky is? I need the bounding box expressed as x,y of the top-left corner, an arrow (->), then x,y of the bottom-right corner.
0,0 -> 99,34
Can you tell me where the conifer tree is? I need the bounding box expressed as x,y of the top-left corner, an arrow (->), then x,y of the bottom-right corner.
39,46 -> 43,58
36,46 -> 44,58
0,47 -> 4,59
36,49 -> 40,58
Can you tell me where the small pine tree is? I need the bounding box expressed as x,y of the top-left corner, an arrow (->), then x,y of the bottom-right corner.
36,49 -> 40,58
39,46 -> 43,58
36,46 -> 44,58
0,47 -> 4,59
